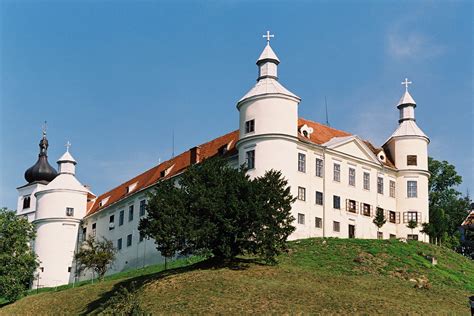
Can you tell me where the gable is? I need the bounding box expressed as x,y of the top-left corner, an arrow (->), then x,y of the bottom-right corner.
325,137 -> 381,165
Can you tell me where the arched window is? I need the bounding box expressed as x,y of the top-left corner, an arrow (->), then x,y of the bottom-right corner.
23,196 -> 31,209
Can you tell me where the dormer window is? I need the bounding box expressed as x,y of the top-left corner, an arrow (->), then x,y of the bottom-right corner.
299,124 -> 314,138
22,196 -> 31,209
126,182 -> 138,194
99,196 -> 110,207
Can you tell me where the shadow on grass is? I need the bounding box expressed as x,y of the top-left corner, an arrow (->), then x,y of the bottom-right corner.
81,257 -> 265,315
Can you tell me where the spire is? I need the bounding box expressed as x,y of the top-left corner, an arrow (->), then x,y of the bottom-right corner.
24,123 -> 58,183
57,141 -> 77,175
257,31 -> 280,80
397,77 -> 417,123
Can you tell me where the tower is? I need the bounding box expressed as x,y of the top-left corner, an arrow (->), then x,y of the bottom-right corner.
32,142 -> 92,288
236,31 -> 301,178
384,79 -> 430,241
17,128 -> 58,222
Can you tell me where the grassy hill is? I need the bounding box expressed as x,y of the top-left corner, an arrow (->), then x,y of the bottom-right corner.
1,238 -> 473,314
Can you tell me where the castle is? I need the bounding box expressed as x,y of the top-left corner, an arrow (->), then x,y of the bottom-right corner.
16,34 -> 430,289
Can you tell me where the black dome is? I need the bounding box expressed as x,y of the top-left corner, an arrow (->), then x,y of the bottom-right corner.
24,135 -> 58,183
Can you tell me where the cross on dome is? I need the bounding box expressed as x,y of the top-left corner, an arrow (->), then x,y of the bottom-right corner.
401,78 -> 412,92
263,30 -> 274,43
65,141 -> 71,152
42,121 -> 47,137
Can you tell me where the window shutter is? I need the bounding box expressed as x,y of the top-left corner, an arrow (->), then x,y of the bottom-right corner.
403,212 -> 408,223
396,212 -> 401,224
417,212 -> 422,224
355,201 -> 359,212
345,199 -> 349,211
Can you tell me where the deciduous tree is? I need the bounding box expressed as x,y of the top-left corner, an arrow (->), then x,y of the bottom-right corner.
0,208 -> 38,301
75,237 -> 116,281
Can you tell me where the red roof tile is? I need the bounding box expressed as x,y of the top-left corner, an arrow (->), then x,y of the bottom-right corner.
86,118 -> 394,216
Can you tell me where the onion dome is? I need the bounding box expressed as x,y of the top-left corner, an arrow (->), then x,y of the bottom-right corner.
24,132 -> 58,183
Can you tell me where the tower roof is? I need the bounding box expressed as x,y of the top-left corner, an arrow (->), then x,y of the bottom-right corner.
257,43 -> 280,64
397,90 -> 416,107
57,150 -> 77,165
24,131 -> 58,184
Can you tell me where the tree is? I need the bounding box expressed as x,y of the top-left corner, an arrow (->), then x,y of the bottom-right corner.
0,208 -> 38,301
373,208 -> 386,236
428,157 -> 471,245
75,236 -> 116,281
139,157 -> 295,264
407,220 -> 418,237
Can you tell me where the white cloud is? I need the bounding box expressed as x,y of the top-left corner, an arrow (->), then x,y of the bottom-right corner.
387,27 -> 445,60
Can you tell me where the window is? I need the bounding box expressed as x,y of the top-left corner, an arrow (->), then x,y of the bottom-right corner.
390,180 -> 396,198
377,177 -> 384,194
407,181 -> 417,198
119,210 -> 124,226
68,267 -> 72,273
407,234 -> 418,241
298,153 -> 306,173
128,205 -> 134,222
127,234 -> 132,247
92,223 -> 96,237
377,232 -> 383,240
333,195 -> 341,209
362,203 -> 371,216
315,158 -> 324,177
315,191 -> 323,205
246,150 -> 255,169
333,163 -> 340,182
245,119 -> 255,133
82,227 -> 87,241
347,199 -> 357,213
315,217 -> 322,228
66,207 -> 74,217
389,211 -> 397,223
22,196 -> 31,209
297,187 -> 306,201
40,267 -> 44,272
363,172 -> 370,190
139,200 -> 146,217
333,221 -> 340,232
404,211 -> 419,223
348,168 -> 355,186
297,213 -> 305,225
407,155 -> 417,166
117,238 -> 122,250
139,231 -> 145,242
109,215 -> 115,230
389,234 -> 397,239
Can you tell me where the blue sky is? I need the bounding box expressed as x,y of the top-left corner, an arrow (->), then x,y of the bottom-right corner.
1,0 -> 472,209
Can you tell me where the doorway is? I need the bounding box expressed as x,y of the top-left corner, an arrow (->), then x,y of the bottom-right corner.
348,224 -> 355,238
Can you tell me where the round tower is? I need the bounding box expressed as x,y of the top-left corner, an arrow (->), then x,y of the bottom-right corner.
384,79 -> 430,241
236,32 -> 301,178
33,143 -> 90,288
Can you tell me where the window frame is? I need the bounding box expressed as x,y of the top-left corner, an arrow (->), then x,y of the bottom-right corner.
126,234 -> 133,247
297,213 -> 305,225
315,158 -> 324,177
333,195 -> 341,209
117,238 -> 123,250
315,191 -> 323,205
119,210 -> 124,226
298,153 -> 306,173
246,150 -> 255,170
333,221 -> 340,232
22,196 -> 31,209
315,217 -> 322,228
297,186 -> 306,201
245,119 -> 255,134
389,180 -> 396,198
333,163 -> 341,182
348,167 -> 356,186
139,200 -> 146,217
363,172 -> 370,190
407,155 -> 417,166
407,180 -> 417,198
128,205 -> 134,222
66,207 -> 74,217
377,176 -> 384,194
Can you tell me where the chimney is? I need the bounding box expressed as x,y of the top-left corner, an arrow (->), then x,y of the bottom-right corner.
190,146 -> 201,165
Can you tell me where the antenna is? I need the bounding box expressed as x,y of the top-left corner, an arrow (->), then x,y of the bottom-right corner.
172,130 -> 175,158
325,96 -> 330,127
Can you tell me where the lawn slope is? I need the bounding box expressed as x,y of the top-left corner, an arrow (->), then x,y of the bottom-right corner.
1,238 -> 473,314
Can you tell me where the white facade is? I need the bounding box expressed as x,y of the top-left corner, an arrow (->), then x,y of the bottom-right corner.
17,37 -> 430,288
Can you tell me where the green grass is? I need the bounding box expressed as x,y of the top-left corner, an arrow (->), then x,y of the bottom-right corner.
1,238 -> 473,315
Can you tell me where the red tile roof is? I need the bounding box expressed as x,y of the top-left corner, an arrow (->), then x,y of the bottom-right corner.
86,118 -> 395,216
